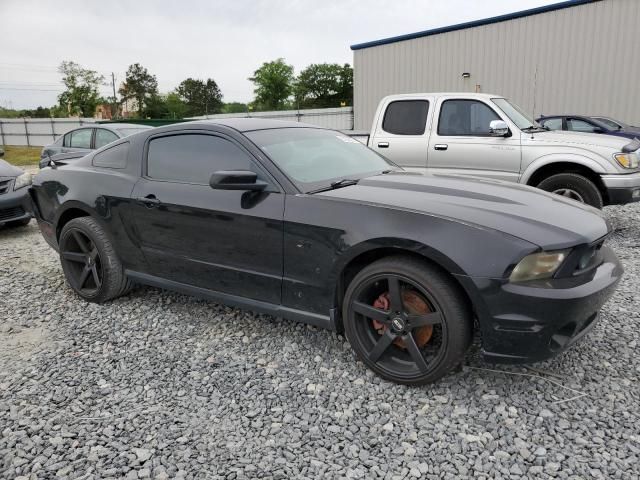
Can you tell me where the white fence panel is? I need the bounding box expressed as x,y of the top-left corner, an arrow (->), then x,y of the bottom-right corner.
0,118 -> 95,147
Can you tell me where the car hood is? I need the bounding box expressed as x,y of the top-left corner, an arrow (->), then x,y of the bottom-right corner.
525,130 -> 632,151
318,172 -> 610,249
0,159 -> 23,177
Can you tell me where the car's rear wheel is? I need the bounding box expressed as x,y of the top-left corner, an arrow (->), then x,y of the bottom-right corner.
59,217 -> 132,303
537,173 -> 603,209
343,256 -> 472,385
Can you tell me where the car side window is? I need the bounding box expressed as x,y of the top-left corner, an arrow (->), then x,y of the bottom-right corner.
438,100 -> 501,136
94,129 -> 119,149
541,118 -> 563,130
69,129 -> 93,148
382,101 -> 429,135
567,118 -> 599,133
93,142 -> 128,169
147,134 -> 265,184
63,132 -> 71,147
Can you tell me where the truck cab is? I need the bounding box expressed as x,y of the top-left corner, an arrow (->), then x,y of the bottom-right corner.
363,93 -> 640,208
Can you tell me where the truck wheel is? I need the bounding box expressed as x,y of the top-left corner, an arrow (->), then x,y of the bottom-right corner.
342,256 -> 472,385
537,173 -> 603,209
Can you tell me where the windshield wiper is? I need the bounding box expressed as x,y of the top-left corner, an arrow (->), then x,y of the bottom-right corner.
307,178 -> 359,194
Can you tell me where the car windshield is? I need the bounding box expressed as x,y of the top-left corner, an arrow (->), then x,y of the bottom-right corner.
492,98 -> 540,130
246,128 -> 397,192
113,127 -> 152,137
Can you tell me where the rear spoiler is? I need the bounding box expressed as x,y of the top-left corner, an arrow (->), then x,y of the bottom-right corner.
622,137 -> 640,153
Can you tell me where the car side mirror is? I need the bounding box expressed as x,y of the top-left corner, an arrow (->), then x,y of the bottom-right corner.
210,170 -> 267,191
489,120 -> 510,137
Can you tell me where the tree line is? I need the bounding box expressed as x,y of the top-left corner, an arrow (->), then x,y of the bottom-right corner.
2,59 -> 353,119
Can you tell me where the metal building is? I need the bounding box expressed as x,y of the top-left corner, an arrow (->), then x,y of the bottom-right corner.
351,0 -> 640,130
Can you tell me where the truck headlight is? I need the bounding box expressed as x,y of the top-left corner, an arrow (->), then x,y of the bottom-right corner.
509,250 -> 569,283
13,172 -> 32,190
613,152 -> 639,169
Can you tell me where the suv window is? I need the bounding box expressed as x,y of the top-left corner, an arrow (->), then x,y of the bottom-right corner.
69,128 -> 93,148
540,117 -> 563,130
93,142 -> 128,169
567,118 -> 599,133
95,129 -> 119,149
382,101 -> 429,135
147,134 -> 261,184
438,100 -> 501,136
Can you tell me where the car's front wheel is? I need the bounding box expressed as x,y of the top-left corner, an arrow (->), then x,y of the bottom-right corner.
537,173 -> 603,209
59,217 -> 132,303
343,256 -> 472,385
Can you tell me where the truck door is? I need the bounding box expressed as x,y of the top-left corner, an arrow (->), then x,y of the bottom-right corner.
369,98 -> 432,169
427,98 -> 521,182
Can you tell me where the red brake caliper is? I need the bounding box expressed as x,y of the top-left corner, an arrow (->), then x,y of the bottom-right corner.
372,290 -> 434,349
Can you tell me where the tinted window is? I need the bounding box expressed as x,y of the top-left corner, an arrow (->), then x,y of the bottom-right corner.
93,142 -> 128,169
593,117 -> 621,129
70,129 -> 93,148
567,118 -> 599,133
382,101 -> 429,135
63,133 -> 71,147
147,134 -> 259,184
438,100 -> 501,136
94,129 -> 119,148
541,118 -> 563,130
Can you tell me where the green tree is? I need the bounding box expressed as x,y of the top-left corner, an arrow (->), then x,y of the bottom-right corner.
222,102 -> 248,113
119,63 -> 158,118
295,63 -> 353,109
57,61 -> 104,117
165,92 -> 188,118
249,58 -> 294,110
176,78 -> 223,116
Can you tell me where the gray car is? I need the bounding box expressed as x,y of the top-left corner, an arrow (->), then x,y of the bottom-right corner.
40,123 -> 153,167
0,150 -> 32,228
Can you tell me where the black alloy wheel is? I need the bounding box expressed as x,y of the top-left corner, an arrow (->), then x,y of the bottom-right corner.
343,256 -> 472,385
59,217 -> 132,302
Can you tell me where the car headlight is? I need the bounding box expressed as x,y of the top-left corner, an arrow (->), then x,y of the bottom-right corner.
13,172 -> 32,191
509,250 -> 570,283
613,152 -> 639,169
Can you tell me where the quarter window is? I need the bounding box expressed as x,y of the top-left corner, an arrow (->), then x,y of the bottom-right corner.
93,142 -> 128,169
438,100 -> 501,136
567,118 -> 599,133
95,129 -> 119,149
382,101 -> 429,135
147,134 -> 261,184
69,129 -> 93,148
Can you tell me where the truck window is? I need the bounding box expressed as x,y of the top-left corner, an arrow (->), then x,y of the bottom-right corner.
382,100 -> 429,135
438,100 -> 500,136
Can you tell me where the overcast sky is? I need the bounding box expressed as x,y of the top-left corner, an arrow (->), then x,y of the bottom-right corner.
1,0 -> 555,109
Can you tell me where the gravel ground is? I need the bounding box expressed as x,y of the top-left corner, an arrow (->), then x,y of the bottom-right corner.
1,204 -> 639,480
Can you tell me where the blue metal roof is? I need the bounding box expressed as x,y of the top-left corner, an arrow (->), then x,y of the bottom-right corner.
350,0 -> 600,51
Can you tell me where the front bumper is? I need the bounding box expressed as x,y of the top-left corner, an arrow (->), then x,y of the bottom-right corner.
455,246 -> 622,364
0,183 -> 33,226
601,172 -> 640,204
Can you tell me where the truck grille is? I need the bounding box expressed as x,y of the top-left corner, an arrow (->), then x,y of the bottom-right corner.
0,206 -> 25,221
0,178 -> 11,195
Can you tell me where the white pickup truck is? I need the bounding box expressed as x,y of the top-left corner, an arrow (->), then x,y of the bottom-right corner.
350,93 -> 640,208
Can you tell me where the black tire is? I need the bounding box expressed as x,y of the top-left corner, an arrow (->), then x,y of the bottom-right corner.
6,217 -> 31,227
537,173 -> 603,209
342,256 -> 472,385
59,217 -> 132,303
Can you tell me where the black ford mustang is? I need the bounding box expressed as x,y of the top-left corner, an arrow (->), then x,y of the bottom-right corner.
30,119 -> 623,384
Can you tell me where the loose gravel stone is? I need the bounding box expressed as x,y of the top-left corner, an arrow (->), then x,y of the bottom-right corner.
1,203 -> 639,479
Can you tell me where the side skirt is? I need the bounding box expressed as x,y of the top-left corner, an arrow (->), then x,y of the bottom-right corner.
125,270 -> 336,331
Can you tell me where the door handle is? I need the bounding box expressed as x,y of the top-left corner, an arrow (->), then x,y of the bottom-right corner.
434,144 -> 448,151
377,142 -> 389,148
136,195 -> 161,206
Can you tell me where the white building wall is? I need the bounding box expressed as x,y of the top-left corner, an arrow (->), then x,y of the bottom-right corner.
353,0 -> 640,129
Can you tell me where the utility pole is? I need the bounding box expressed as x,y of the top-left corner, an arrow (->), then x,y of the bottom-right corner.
111,72 -> 117,119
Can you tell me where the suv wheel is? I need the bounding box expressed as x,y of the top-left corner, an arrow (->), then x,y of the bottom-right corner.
537,173 -> 603,209
342,256 -> 472,385
59,217 -> 132,303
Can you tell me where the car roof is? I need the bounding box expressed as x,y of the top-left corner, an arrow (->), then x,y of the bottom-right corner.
187,118 -> 325,132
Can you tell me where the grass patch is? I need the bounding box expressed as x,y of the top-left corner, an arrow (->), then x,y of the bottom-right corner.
1,146 -> 41,167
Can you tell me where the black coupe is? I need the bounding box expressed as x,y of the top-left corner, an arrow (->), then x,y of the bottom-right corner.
30,119 -> 623,384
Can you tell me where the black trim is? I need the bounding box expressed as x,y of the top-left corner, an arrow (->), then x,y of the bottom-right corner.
350,0 -> 601,50
125,270 -> 336,331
